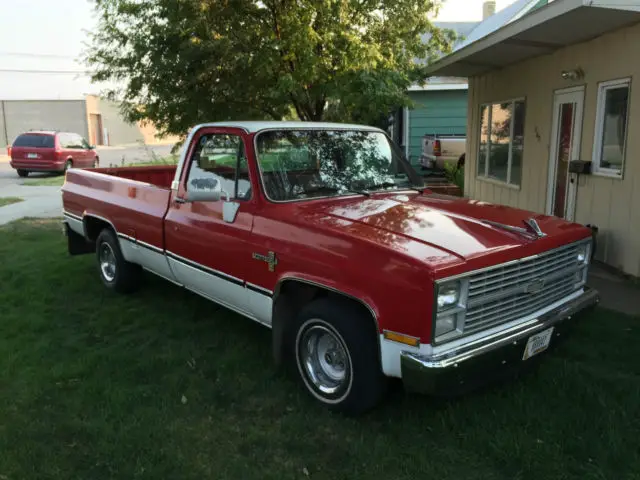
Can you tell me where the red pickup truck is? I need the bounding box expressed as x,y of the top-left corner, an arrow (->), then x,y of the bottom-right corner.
62,121 -> 599,414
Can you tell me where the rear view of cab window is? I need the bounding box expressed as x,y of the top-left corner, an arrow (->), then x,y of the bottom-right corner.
12,134 -> 55,148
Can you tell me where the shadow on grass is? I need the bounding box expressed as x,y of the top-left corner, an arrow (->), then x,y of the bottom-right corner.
0,219 -> 639,479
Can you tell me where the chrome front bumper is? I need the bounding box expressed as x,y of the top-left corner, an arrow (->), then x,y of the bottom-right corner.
401,287 -> 600,395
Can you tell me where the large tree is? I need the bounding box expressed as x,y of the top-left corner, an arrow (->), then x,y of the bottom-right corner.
86,0 -> 455,136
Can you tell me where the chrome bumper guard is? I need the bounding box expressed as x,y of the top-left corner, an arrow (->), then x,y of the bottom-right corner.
401,287 -> 600,395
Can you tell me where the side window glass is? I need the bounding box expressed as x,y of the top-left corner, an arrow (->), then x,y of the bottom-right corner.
74,134 -> 85,149
59,134 -> 69,148
186,134 -> 251,201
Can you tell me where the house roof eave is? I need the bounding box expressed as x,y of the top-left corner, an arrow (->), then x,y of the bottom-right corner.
425,0 -> 640,78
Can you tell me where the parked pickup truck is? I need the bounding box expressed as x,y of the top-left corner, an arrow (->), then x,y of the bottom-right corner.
420,133 -> 466,170
61,121 -> 599,414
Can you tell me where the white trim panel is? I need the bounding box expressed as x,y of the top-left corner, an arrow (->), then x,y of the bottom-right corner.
118,237 -> 179,284
64,213 -> 84,236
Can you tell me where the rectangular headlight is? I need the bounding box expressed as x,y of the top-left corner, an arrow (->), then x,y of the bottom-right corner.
433,279 -> 468,343
437,280 -> 461,312
435,314 -> 456,337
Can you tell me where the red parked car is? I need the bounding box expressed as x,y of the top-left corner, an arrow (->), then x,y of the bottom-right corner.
10,130 -> 99,178
61,121 -> 599,414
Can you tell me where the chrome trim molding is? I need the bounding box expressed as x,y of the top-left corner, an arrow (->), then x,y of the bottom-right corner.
136,239 -> 164,254
436,237 -> 592,284
274,276 -> 379,333
431,238 -> 593,344
166,250 -> 244,286
82,213 -> 117,233
246,282 -> 273,297
62,210 -> 82,222
403,287 -> 599,375
116,232 -> 135,242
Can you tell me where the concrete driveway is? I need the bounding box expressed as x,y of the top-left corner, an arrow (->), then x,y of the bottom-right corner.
0,143 -> 176,224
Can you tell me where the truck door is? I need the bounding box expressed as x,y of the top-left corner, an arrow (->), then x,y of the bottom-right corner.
164,128 -> 256,318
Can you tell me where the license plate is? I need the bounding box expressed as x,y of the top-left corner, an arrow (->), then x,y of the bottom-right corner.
26,153 -> 38,159
522,327 -> 554,360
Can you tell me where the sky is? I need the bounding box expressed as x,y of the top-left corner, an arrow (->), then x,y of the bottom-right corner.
0,0 -> 518,100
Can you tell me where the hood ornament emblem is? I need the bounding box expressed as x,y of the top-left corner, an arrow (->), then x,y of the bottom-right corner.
523,218 -> 546,238
482,217 -> 546,239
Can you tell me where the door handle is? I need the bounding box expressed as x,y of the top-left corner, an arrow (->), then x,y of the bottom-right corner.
174,197 -> 186,204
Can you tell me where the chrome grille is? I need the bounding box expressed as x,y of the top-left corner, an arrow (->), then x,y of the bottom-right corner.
463,241 -> 587,335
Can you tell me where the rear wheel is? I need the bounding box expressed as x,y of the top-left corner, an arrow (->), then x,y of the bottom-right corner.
16,169 -> 29,178
95,228 -> 142,294
292,298 -> 386,415
63,160 -> 73,173
93,158 -> 99,168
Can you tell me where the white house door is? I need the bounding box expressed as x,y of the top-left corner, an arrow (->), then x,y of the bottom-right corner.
547,87 -> 584,221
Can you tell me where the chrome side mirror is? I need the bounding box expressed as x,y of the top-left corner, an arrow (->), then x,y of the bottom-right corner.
185,189 -> 222,202
185,177 -> 231,202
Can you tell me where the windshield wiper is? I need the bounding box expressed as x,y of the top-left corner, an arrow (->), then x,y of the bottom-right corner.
298,186 -> 370,198
364,181 -> 424,194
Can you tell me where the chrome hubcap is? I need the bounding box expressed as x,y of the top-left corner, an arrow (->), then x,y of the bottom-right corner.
99,242 -> 116,282
299,324 -> 350,395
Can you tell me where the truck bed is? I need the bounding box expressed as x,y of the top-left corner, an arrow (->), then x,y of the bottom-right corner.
93,164 -> 177,188
62,165 -> 177,251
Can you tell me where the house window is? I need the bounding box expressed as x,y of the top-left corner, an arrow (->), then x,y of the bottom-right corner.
478,99 -> 525,186
592,78 -> 631,178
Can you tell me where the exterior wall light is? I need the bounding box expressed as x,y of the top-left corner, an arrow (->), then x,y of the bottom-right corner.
561,68 -> 585,81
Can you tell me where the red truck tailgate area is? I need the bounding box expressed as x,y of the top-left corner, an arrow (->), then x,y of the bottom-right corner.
62,165 -> 175,250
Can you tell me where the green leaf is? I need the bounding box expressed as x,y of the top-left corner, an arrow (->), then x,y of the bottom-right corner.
85,0 -> 454,133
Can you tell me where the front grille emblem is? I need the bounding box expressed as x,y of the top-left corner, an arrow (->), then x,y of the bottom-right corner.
524,278 -> 545,294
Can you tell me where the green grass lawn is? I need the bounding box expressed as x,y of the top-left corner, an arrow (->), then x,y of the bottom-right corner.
1,219 -> 639,479
0,196 -> 23,207
22,174 -> 65,187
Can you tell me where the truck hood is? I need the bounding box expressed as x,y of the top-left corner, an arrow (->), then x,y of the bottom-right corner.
308,192 -> 589,263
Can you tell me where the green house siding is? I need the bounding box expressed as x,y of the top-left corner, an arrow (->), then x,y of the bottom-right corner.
407,90 -> 468,165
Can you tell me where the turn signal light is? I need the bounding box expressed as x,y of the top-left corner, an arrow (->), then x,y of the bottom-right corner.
383,330 -> 420,348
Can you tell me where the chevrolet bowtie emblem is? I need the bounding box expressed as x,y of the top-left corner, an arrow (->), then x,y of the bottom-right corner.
252,251 -> 278,272
524,278 -> 545,294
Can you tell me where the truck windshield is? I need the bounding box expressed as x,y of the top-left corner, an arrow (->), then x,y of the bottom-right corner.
255,129 -> 424,201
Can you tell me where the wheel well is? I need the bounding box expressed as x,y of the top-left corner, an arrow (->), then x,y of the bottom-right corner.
83,216 -> 113,242
271,280 -> 379,367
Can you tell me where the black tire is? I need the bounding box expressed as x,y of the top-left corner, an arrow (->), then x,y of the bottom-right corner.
292,297 -> 386,415
64,160 -> 73,173
17,169 -> 29,178
95,228 -> 142,294
93,157 -> 99,168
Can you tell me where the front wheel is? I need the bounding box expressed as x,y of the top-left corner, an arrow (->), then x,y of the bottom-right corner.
95,228 -> 142,294
293,298 -> 386,415
17,169 -> 29,178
